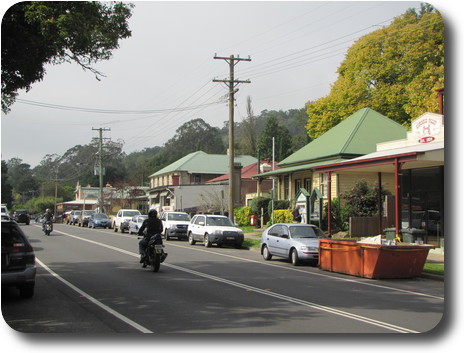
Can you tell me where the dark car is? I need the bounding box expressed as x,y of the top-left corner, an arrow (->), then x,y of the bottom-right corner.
12,209 -> 30,225
1,219 -> 36,298
88,213 -> 111,229
78,210 -> 95,227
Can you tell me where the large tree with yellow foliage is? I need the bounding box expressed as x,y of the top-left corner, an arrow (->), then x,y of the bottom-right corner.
306,4 -> 444,139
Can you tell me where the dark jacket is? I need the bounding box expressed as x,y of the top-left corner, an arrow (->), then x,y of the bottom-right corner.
138,217 -> 163,237
43,212 -> 53,222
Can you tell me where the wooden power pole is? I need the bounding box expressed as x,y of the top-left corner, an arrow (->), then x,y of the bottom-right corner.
213,54 -> 251,223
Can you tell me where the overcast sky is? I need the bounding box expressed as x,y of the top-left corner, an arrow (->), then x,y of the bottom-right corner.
0,1 -> 454,168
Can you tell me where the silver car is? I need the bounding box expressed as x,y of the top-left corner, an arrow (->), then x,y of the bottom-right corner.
261,223 -> 326,266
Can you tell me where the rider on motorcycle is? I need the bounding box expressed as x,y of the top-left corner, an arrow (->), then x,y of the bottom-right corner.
42,208 -> 54,231
138,209 -> 163,263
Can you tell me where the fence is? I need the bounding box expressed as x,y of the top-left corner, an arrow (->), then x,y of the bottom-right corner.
349,216 -> 387,237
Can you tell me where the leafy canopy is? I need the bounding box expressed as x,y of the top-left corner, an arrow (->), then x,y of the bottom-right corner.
306,4 -> 444,139
1,1 -> 134,113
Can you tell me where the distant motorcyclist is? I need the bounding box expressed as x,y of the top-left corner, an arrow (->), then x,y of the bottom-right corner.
42,208 -> 54,231
138,209 -> 163,263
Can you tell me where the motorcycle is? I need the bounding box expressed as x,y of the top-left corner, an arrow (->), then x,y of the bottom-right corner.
43,221 -> 53,236
140,233 -> 167,272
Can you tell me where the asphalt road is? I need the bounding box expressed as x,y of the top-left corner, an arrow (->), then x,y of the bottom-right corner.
2,223 -> 445,334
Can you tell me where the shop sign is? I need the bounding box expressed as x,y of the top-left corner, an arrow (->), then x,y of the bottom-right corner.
412,113 -> 442,144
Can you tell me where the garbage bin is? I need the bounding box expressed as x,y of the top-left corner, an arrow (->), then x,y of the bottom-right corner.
401,228 -> 427,244
384,228 -> 396,241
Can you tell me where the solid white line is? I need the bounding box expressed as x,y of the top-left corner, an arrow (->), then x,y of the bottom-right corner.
166,242 -> 445,301
35,258 -> 153,333
49,229 -> 421,333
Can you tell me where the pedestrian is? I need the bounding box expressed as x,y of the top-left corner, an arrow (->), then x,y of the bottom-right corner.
292,205 -> 302,223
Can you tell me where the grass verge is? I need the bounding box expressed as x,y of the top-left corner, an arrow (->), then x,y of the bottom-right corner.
423,263 -> 444,276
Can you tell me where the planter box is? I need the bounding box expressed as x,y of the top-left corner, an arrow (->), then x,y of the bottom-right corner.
319,239 -> 434,279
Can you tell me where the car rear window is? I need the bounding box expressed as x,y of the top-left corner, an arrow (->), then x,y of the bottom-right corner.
1,223 -> 26,248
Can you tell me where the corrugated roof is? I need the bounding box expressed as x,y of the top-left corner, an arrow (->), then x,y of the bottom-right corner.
148,151 -> 257,177
279,108 -> 407,167
207,160 -> 280,182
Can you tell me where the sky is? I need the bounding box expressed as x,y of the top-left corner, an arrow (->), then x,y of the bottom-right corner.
0,0 -> 454,168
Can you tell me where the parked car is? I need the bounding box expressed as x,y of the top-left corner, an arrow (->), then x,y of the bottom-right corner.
88,213 -> 112,229
113,209 -> 141,233
78,210 -> 95,227
69,210 -> 82,225
1,219 -> 36,298
12,209 -> 30,225
1,204 -> 10,220
160,211 -> 190,240
261,223 -> 326,266
128,215 -> 148,234
188,214 -> 244,248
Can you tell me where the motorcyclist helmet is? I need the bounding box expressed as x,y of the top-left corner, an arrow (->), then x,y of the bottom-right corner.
46,208 -> 50,213
148,209 -> 158,218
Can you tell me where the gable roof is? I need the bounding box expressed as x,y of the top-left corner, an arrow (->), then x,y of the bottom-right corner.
207,160 -> 280,183
148,151 -> 257,177
279,108 -> 407,167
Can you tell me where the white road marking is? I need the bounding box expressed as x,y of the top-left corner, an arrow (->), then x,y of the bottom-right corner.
44,228 -> 427,333
35,258 -> 153,333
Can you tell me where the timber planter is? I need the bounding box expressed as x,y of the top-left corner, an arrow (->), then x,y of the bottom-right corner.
319,239 -> 434,279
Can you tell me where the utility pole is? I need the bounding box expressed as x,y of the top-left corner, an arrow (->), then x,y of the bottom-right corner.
213,54 -> 251,223
92,127 -> 110,213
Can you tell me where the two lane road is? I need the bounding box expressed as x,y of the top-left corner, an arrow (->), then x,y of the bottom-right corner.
2,223 -> 444,333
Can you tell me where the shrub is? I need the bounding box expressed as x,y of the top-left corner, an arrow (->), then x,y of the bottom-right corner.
273,209 -> 293,224
250,196 -> 271,223
234,206 -> 252,226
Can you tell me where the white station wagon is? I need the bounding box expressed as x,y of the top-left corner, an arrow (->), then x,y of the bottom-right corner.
188,214 -> 244,248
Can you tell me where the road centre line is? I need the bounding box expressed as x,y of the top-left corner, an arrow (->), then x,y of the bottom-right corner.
48,226 -> 445,301
165,242 -> 445,301
48,229 -> 421,333
35,258 -> 153,333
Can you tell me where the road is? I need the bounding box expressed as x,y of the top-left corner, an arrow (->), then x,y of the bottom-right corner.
2,223 -> 444,334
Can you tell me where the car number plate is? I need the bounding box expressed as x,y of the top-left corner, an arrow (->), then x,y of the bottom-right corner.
226,236 -> 235,240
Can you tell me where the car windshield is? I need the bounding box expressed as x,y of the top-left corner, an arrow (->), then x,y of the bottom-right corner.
206,216 -> 233,227
138,216 -> 148,222
289,225 -> 325,239
167,213 -> 190,221
74,211 -> 81,215
123,211 -> 141,217
94,214 -> 109,219
83,211 -> 94,216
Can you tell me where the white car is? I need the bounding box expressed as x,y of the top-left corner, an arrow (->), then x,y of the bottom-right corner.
113,209 -> 141,233
188,214 -> 244,248
160,212 -> 190,240
261,223 -> 326,266
128,215 -> 148,234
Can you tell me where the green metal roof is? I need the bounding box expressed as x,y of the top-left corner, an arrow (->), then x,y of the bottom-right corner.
149,151 -> 257,177
279,108 -> 407,167
254,158 -> 345,178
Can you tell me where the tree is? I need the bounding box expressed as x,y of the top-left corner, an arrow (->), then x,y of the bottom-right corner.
237,96 -> 257,156
1,1 -> 134,113
257,115 -> 292,162
1,161 -> 14,207
6,159 -> 38,203
163,118 -> 225,162
305,5 -> 444,139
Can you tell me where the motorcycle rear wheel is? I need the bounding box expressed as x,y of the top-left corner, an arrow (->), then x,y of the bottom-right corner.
152,253 -> 161,272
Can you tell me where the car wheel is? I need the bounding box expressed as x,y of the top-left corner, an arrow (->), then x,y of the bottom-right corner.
113,224 -> 117,232
235,242 -> 242,249
188,232 -> 196,245
291,248 -> 300,266
165,229 -> 170,241
120,226 -> 124,233
204,234 -> 212,247
262,245 -> 272,260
